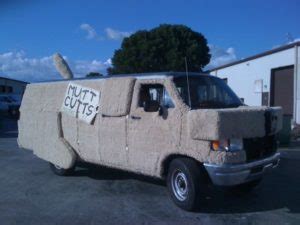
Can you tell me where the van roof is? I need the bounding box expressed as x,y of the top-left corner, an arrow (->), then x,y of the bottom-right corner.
38,72 -> 211,83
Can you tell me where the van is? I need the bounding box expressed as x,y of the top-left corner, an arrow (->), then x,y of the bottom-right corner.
0,94 -> 21,118
18,72 -> 282,211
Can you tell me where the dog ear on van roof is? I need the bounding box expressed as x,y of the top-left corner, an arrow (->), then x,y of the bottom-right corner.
53,53 -> 74,79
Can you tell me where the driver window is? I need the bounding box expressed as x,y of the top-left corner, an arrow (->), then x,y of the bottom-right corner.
138,84 -> 174,108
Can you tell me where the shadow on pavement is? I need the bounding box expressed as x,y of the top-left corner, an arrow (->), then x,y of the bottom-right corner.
2,117 -> 300,214
74,162 -> 165,186
74,150 -> 300,214
0,117 -> 18,138
197,153 -> 300,214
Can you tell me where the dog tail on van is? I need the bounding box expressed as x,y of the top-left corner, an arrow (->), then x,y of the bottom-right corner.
53,53 -> 74,79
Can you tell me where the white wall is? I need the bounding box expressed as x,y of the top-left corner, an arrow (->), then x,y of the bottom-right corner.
296,46 -> 300,124
211,48 -> 295,105
211,46 -> 300,124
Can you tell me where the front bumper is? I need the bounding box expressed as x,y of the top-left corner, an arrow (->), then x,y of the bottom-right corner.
204,152 -> 280,186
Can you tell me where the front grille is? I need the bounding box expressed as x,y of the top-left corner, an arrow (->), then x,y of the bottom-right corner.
243,135 -> 277,162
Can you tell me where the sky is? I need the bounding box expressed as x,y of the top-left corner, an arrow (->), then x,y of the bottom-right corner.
0,0 -> 300,82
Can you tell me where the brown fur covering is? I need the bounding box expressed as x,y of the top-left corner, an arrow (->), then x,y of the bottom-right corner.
18,76 -> 282,176
100,77 -> 136,117
188,106 -> 282,140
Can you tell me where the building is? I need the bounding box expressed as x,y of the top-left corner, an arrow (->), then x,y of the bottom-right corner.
0,76 -> 28,99
210,41 -> 300,126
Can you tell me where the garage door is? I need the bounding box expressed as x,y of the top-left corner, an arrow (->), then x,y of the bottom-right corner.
270,65 -> 294,115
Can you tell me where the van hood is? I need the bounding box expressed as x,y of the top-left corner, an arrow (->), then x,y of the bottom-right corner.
188,106 -> 282,140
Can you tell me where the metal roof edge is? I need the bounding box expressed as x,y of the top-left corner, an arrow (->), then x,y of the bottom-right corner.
0,76 -> 29,84
209,41 -> 300,72
35,71 -> 210,83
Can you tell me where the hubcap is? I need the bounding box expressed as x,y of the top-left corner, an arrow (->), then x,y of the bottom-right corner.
171,170 -> 188,201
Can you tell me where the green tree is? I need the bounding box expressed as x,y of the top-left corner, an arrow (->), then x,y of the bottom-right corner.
86,72 -> 103,78
108,24 -> 210,75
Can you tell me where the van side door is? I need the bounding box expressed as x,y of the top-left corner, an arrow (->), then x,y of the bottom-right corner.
97,77 -> 135,167
128,79 -> 181,176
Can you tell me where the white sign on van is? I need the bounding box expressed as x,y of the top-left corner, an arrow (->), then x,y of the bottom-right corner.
61,83 -> 100,124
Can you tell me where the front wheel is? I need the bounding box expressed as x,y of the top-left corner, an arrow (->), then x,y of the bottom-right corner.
167,158 -> 207,211
49,162 -> 75,176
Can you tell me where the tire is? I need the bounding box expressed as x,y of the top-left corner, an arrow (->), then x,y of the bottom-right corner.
231,179 -> 261,193
49,162 -> 75,176
167,158 -> 207,211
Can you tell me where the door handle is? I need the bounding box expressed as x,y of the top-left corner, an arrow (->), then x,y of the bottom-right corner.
130,115 -> 141,120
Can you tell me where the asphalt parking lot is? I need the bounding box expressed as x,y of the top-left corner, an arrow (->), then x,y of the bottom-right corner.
1,118 -> 300,225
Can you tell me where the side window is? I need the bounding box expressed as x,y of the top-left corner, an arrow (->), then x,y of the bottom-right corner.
163,88 -> 174,108
138,84 -> 174,109
138,84 -> 163,107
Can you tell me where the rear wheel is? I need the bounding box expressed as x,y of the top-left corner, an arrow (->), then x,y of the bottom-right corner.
49,162 -> 75,176
167,158 -> 207,211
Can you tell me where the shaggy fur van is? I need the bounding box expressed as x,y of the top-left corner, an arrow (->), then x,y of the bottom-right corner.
18,75 -> 282,177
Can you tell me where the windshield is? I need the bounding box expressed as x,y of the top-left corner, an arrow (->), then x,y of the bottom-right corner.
174,76 -> 243,109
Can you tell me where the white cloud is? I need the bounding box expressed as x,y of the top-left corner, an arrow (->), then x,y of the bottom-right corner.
206,37 -> 300,70
273,37 -> 300,49
205,45 -> 237,70
288,37 -> 300,44
104,28 -> 132,40
72,59 -> 111,75
79,24 -> 131,41
0,51 -> 112,82
104,58 -> 112,66
79,23 -> 101,40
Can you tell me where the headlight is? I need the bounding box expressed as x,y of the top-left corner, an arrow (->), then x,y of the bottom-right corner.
211,138 -> 243,151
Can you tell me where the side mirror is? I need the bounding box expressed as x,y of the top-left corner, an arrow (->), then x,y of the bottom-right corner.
143,100 -> 160,112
